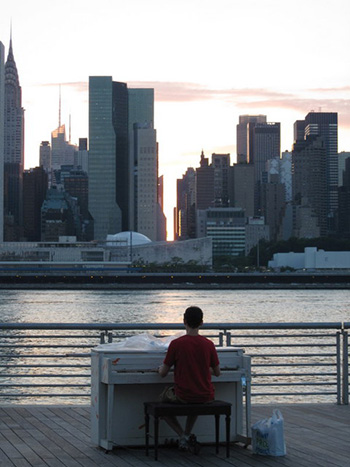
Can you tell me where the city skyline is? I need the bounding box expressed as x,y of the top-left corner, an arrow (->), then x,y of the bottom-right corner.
1,0 -> 350,239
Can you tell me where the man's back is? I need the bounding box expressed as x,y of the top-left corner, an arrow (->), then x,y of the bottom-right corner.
164,334 -> 219,402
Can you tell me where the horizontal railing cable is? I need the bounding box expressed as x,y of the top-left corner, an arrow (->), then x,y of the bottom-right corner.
0,322 -> 348,404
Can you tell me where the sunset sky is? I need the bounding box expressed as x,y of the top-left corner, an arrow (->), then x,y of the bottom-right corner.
1,0 -> 350,239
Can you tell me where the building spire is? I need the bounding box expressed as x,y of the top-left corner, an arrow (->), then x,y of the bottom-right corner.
59,84 -> 61,127
7,20 -> 14,62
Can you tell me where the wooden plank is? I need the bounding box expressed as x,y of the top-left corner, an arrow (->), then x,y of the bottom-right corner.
0,404 -> 349,467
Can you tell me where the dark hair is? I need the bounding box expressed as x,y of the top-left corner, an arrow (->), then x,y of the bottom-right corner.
184,306 -> 203,328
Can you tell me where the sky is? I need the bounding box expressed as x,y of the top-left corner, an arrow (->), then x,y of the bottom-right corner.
1,0 -> 350,240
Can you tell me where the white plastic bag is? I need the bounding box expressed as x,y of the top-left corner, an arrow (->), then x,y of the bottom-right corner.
96,332 -> 185,351
251,409 -> 286,456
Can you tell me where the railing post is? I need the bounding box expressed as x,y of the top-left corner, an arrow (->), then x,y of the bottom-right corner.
336,331 -> 341,405
108,332 -> 113,343
226,332 -> 232,347
343,331 -> 349,405
219,332 -> 224,347
100,332 -> 105,344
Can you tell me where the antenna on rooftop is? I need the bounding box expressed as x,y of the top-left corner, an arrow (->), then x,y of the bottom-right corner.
69,113 -> 71,143
59,84 -> 61,128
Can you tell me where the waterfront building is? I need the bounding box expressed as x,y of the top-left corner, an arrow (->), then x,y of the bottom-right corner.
269,246 -> 350,270
196,207 -> 246,257
4,36 -> 24,241
0,41 -> 4,242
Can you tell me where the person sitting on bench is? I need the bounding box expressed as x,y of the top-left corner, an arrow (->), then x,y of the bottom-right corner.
158,306 -> 221,451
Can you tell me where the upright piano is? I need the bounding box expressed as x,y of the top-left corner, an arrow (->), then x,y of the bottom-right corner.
91,345 -> 251,450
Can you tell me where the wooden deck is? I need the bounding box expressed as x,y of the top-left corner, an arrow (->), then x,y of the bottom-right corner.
0,404 -> 349,466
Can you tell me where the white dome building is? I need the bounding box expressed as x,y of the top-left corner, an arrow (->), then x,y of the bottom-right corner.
106,231 -> 152,247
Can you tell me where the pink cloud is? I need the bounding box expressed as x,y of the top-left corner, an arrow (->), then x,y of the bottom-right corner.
37,80 -> 350,127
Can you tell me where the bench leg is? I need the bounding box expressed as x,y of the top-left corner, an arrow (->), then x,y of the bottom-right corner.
226,414 -> 231,458
145,412 -> 150,456
215,414 -> 220,454
154,415 -> 159,461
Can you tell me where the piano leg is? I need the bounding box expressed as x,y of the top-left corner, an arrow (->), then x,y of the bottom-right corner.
154,415 -> 159,461
106,383 -> 114,451
215,414 -> 220,453
226,413 -> 231,458
145,410 -> 150,456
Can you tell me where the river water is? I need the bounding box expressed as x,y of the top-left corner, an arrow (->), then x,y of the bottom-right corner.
1,288 -> 349,323
0,288 -> 349,405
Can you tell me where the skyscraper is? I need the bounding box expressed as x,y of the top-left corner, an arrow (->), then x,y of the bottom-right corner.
0,41 -> 4,242
292,134 -> 327,237
236,115 -> 266,163
4,35 -> 24,240
175,167 -> 196,240
253,122 -> 281,184
4,36 -> 24,166
304,112 -> 338,232
23,167 -> 48,241
88,77 -> 165,241
89,77 -> 123,240
39,141 -> 51,172
196,151 -> 214,210
211,153 -> 230,207
133,123 -> 158,240
229,162 -> 255,216
51,124 -> 78,170
293,112 -> 338,234
128,88 -> 154,231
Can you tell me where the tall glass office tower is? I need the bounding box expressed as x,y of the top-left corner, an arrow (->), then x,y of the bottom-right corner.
88,77 -> 123,240
89,78 -> 165,241
304,112 -> 338,232
128,88 -> 154,231
295,112 -> 338,234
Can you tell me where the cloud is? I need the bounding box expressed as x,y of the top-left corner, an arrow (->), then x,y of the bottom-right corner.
129,81 -> 293,103
37,81 -> 88,92
36,80 -> 350,127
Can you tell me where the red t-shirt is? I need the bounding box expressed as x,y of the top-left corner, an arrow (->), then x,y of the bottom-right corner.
163,334 -> 220,403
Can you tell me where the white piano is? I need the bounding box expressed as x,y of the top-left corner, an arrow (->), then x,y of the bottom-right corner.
91,345 -> 251,451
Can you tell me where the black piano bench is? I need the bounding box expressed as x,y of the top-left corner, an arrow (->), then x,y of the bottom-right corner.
144,400 -> 232,460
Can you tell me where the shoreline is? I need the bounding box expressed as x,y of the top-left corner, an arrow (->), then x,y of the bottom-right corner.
0,271 -> 349,289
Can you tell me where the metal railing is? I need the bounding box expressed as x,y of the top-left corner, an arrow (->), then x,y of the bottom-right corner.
0,322 -> 348,405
